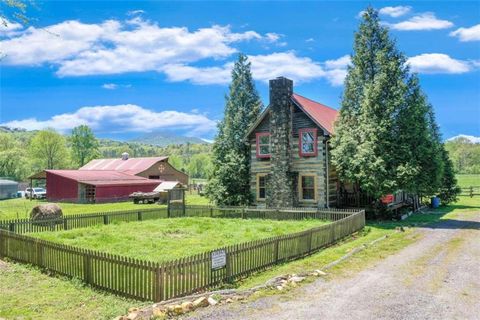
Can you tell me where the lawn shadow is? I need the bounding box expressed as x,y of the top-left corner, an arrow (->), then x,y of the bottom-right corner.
367,202 -> 480,232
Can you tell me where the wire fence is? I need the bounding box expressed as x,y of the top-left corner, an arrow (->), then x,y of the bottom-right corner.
0,206 -> 365,302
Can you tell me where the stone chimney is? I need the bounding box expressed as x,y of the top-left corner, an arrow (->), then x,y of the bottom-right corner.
267,77 -> 296,207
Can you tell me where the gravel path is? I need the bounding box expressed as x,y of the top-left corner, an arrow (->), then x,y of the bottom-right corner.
182,212 -> 480,320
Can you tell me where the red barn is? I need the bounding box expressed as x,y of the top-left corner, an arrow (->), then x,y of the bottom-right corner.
45,170 -> 161,203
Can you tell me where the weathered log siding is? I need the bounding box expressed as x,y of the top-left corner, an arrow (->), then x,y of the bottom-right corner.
249,104 -> 330,208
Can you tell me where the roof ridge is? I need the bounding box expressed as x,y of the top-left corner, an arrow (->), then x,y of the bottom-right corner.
292,92 -> 337,112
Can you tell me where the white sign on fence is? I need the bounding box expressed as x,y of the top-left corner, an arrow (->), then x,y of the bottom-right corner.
211,249 -> 226,270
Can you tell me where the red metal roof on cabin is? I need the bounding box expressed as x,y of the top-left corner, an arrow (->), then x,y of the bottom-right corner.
291,93 -> 338,134
45,170 -> 162,187
79,156 -> 168,174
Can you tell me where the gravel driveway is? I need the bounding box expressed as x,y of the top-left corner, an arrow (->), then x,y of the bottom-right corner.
182,212 -> 480,320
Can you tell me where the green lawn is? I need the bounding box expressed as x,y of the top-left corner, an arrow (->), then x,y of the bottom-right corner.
0,193 -> 211,221
33,217 -> 325,262
456,174 -> 479,187
0,261 -> 143,320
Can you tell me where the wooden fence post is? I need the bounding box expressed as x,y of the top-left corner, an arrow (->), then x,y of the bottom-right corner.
470,186 -> 474,198
307,230 -> 313,253
274,238 -> 279,263
103,215 -> 109,225
210,208 -> 213,217
137,211 -> 143,221
83,253 -> 92,284
154,265 -> 164,302
63,218 -> 68,230
36,240 -> 43,267
9,223 -> 14,233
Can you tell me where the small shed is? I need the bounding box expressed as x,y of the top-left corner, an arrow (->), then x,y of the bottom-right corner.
0,179 -> 19,199
154,181 -> 185,203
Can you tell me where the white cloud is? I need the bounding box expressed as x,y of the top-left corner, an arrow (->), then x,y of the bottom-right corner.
102,83 -> 118,90
265,32 -> 281,42
407,53 -> 475,74
0,18 -> 24,37
0,18 -> 271,76
379,6 -> 411,18
163,52 -> 326,85
162,63 -> 232,85
389,13 -> 453,31
127,10 -> 145,16
101,83 -> 131,89
305,38 -> 315,43
0,104 -> 217,135
163,52 -> 350,86
450,24 -> 480,42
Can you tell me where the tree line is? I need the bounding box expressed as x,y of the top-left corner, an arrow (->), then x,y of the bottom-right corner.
444,137 -> 480,174
0,126 -> 212,182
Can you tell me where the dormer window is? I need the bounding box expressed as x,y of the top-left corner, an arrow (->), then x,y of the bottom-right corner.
299,128 -> 318,157
256,132 -> 271,158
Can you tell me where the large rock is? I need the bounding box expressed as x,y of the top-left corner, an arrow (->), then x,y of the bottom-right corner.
30,203 -> 63,223
192,297 -> 209,308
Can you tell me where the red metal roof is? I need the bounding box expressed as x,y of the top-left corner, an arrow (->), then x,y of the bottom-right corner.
79,157 -> 168,175
291,93 -> 338,134
46,170 -> 161,187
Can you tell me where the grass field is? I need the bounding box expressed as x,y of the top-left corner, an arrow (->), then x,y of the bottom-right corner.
456,174 -> 479,187
33,217 -> 325,262
0,262 -> 143,320
0,193 -> 211,221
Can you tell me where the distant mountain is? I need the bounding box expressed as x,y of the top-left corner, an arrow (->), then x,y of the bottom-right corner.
129,132 -> 210,147
447,134 -> 480,144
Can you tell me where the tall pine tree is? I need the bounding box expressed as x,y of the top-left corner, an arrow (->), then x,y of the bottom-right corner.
206,54 -> 263,205
331,7 -> 408,198
395,74 -> 444,196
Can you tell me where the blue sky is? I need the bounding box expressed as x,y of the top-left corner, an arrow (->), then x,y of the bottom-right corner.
1,1 -> 479,141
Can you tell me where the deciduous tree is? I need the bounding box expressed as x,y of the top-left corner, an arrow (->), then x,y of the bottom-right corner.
29,129 -> 69,170
70,125 -> 99,167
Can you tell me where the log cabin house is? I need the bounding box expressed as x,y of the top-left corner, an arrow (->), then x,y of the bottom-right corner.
246,76 -> 411,211
246,77 -> 339,208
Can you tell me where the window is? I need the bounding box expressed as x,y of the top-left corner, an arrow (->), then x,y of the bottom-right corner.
257,174 -> 267,200
300,175 -> 316,201
299,128 -> 318,157
256,132 -> 271,158
149,175 -> 160,180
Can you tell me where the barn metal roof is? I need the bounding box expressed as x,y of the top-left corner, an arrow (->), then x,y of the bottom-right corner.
291,93 -> 338,134
45,170 -> 161,187
0,179 -> 18,185
79,156 -> 168,175
245,92 -> 339,137
153,181 -> 185,192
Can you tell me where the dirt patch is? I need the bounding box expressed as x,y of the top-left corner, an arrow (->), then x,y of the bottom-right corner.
0,259 -> 9,270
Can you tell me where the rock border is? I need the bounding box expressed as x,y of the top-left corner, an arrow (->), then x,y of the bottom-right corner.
115,233 -> 392,320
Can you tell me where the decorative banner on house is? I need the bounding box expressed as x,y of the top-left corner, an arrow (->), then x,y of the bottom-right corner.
211,249 -> 226,270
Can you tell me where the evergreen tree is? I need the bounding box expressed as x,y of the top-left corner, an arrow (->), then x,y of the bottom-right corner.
70,125 -> 99,167
331,7 -> 408,198
438,147 -> 461,204
206,54 -> 263,205
395,75 -> 443,196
